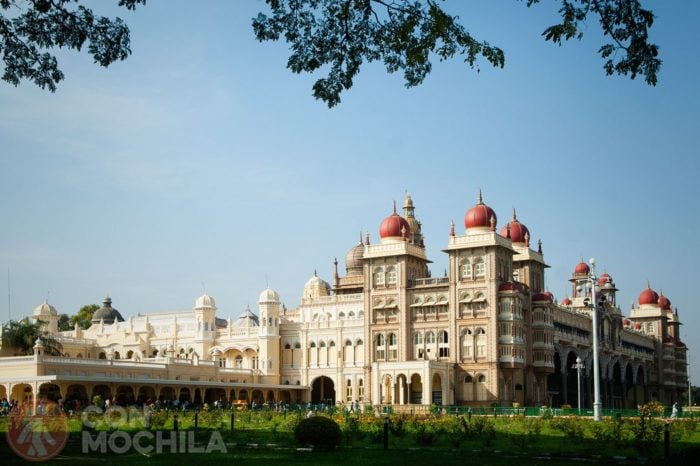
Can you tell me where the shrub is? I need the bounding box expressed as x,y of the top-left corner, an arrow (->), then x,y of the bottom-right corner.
293,416 -> 342,451
550,417 -> 585,443
415,424 -> 435,446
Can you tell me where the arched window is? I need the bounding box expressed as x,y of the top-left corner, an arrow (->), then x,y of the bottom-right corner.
375,334 -> 386,361
438,330 -> 449,358
348,311 -> 355,318
461,329 -> 473,359
346,379 -> 353,402
414,332 -> 423,345
373,267 -> 385,286
476,374 -> 488,400
460,259 -> 472,279
388,333 -> 398,360
476,328 -> 487,357
474,257 -> 486,278
465,374 -> 473,383
329,340 -> 336,347
310,342 -> 317,348
464,374 -> 474,401
425,331 -> 435,344
387,266 -> 397,285
235,355 -> 243,368
358,378 -> 365,401
294,342 -> 301,349
338,312 -> 345,319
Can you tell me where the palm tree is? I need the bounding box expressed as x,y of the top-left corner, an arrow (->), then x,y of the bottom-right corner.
1,318 -> 63,356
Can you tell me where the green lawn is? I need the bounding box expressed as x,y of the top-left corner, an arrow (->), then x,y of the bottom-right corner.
1,410 -> 699,465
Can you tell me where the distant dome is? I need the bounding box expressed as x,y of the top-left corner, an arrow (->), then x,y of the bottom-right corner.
232,307 -> 259,327
33,299 -> 57,317
574,261 -> 590,275
345,236 -> 365,276
598,273 -> 613,285
498,282 -> 522,292
657,293 -> 671,311
633,322 -> 642,330
259,288 -> 280,303
379,203 -> 410,240
195,293 -> 217,310
465,191 -> 497,231
303,271 -> 330,300
532,292 -> 553,303
623,318 -> 631,327
560,297 -> 572,306
91,296 -> 125,325
500,209 -> 530,244
638,286 -> 659,306
544,291 -> 554,301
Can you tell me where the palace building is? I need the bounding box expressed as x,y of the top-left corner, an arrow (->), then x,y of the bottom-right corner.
0,193 -> 688,411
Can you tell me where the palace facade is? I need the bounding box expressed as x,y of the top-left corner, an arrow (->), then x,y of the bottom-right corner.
0,193 -> 689,411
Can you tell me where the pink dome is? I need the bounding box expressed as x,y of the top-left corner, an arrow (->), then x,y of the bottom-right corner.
560,297 -> 572,306
379,204 -> 410,239
574,261 -> 590,275
465,191 -> 497,230
638,287 -> 659,306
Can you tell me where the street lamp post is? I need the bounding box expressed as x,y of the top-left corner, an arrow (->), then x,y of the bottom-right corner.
573,356 -> 584,414
577,257 -> 602,421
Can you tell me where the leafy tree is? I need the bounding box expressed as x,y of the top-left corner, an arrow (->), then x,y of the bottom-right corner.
0,0 -> 145,91
254,0 -> 660,106
1,1 -> 660,107
1,318 -> 63,355
70,303 -> 99,330
57,313 -> 71,331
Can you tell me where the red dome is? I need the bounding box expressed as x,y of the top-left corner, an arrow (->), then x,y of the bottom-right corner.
532,292 -> 553,303
500,208 -> 530,244
560,297 -> 572,306
598,273 -> 612,285
499,282 -> 521,292
633,322 -> 642,330
379,212 -> 410,239
658,294 -> 671,311
638,287 -> 659,306
544,291 -> 554,301
623,318 -> 631,326
465,192 -> 497,230
574,261 -> 590,275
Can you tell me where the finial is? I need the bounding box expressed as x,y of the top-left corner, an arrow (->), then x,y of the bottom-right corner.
537,239 -> 542,254
512,207 -> 517,221
358,231 -> 363,244
365,231 -> 370,245
449,221 -> 455,237
647,280 -> 651,289
392,199 -> 397,214
314,269 -> 317,277
478,189 -> 483,204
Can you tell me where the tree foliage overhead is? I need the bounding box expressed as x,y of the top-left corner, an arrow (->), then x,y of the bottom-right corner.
1,0 -> 660,107
254,0 -> 661,107
0,0 -> 145,91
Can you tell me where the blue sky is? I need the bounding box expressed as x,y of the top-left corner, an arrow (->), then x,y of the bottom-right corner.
1,1 -> 699,383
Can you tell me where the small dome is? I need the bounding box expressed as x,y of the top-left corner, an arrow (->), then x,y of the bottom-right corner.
574,261 -> 590,275
465,191 -> 497,231
259,288 -> 280,303
499,282 -> 521,292
379,202 -> 410,239
633,322 -> 642,330
532,292 -> 552,303
560,297 -> 572,306
657,293 -> 671,311
195,293 -> 217,310
91,296 -> 125,325
598,273 -> 613,285
623,318 -> 631,326
233,307 -> 259,327
500,208 -> 530,244
303,271 -> 331,299
33,299 -> 57,317
544,291 -> 554,301
345,235 -> 365,276
638,286 -> 659,306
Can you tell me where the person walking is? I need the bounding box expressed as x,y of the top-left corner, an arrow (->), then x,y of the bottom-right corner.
671,402 -> 679,419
